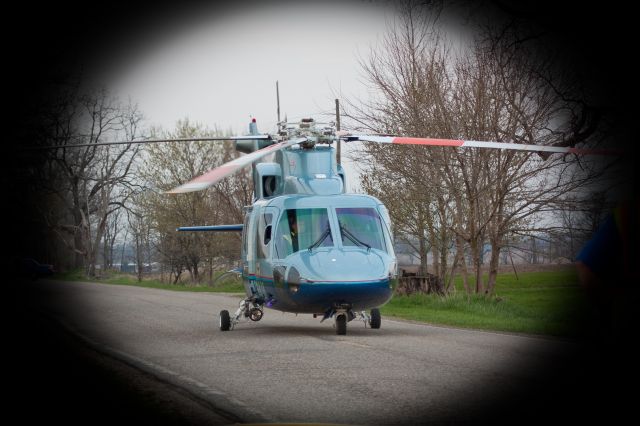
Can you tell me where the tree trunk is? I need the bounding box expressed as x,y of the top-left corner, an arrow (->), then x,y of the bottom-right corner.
135,234 -> 143,283
486,238 -> 501,295
471,237 -> 484,294
419,235 -> 428,276
71,193 -> 85,269
88,211 -> 108,277
456,236 -> 470,294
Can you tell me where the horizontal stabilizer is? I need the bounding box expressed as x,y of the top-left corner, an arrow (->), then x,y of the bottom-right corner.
177,224 -> 243,232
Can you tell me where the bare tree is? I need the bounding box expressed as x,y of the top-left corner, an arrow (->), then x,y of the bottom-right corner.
36,85 -> 144,275
138,119 -> 252,284
346,1 -> 608,295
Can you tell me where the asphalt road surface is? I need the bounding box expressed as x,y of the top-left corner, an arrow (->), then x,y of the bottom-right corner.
7,279 -> 634,425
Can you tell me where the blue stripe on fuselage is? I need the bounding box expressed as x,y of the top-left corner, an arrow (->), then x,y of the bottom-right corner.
243,274 -> 387,286
243,274 -> 393,313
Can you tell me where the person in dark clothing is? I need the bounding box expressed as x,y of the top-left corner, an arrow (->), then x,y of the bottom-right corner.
575,200 -> 638,341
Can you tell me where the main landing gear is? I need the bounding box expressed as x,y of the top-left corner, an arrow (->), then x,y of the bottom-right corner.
330,308 -> 382,335
218,298 -> 382,335
219,296 -> 264,331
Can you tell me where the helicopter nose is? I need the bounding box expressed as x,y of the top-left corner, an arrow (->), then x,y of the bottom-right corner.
281,248 -> 396,312
300,248 -> 390,282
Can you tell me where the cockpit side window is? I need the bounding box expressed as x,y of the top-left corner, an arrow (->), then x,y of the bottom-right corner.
377,204 -> 395,255
256,213 -> 273,260
274,208 -> 333,258
336,207 -> 387,252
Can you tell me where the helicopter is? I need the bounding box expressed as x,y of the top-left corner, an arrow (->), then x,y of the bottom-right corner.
166,113 -> 607,335
170,117 -> 396,335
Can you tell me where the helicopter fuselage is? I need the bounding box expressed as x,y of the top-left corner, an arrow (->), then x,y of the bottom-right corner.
242,193 -> 397,314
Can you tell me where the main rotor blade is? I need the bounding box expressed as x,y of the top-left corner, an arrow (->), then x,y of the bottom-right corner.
21,135 -> 272,151
167,137 -> 306,194
345,135 -> 621,156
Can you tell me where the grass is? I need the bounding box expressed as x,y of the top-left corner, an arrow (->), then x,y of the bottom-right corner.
55,266 -> 588,337
381,268 -> 589,337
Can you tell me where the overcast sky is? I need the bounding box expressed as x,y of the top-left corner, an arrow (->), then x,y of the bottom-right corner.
87,0 -> 418,191
108,1 -> 395,133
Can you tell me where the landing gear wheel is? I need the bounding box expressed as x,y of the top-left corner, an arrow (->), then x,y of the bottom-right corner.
369,308 -> 381,329
219,310 -> 231,331
249,307 -> 263,322
336,314 -> 347,335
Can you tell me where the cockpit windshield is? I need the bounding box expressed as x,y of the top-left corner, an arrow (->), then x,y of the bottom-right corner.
275,208 -> 333,258
336,207 -> 387,252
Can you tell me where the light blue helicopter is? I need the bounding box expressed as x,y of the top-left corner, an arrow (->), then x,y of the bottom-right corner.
170,118 -> 396,335
167,116 -> 591,335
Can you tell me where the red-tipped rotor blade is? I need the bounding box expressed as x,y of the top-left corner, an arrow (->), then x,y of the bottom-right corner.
348,135 -> 621,156
167,137 -> 306,194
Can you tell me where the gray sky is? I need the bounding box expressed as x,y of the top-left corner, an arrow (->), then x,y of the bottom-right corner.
98,1 -> 471,192
111,1 -> 394,135
100,1 -> 407,192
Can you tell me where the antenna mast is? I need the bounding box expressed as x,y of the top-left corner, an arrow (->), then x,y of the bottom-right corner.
276,81 -> 281,130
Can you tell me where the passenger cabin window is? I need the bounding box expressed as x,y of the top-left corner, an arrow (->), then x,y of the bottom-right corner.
256,213 -> 273,260
275,208 -> 333,258
336,207 -> 387,252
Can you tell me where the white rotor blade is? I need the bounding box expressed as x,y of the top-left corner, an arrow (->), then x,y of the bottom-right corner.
167,137 -> 306,194
346,135 -> 621,156
22,134 -> 272,151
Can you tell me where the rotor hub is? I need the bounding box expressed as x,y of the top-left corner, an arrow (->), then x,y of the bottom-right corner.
279,118 -> 337,148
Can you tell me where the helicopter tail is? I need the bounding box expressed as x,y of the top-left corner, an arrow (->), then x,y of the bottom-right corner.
235,118 -> 274,154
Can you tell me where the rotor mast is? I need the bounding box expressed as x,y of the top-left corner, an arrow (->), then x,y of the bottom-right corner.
335,98 -> 341,164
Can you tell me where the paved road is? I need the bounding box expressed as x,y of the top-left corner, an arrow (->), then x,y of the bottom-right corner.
12,279 -> 610,424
